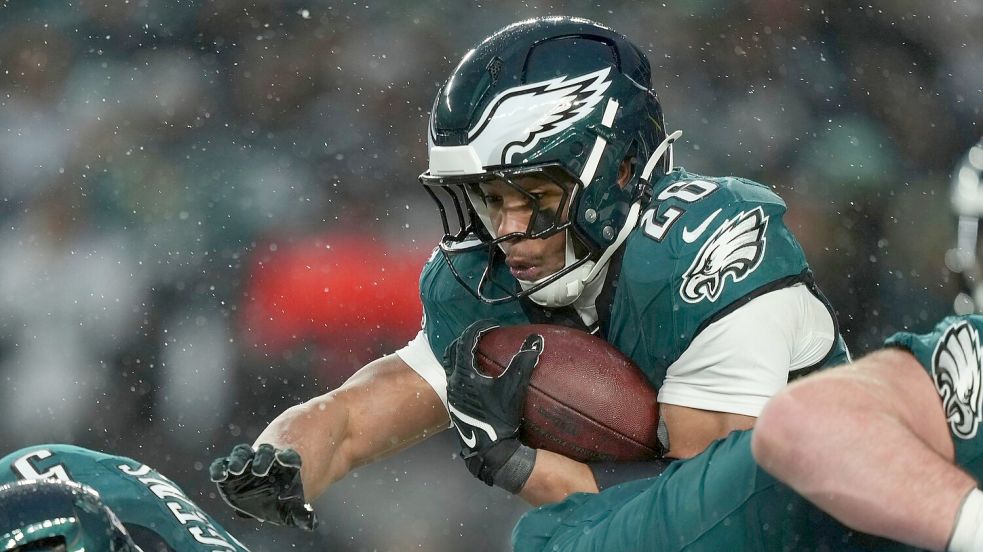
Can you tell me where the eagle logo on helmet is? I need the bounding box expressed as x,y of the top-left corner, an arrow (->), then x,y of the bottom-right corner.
680,207 -> 769,303
466,67 -> 612,166
932,320 -> 983,439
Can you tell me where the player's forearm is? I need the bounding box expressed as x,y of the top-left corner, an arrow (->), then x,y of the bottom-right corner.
255,354 -> 450,500
253,393 -> 353,500
519,449 -> 598,506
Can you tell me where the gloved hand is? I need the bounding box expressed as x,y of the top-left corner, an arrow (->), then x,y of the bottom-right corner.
209,443 -> 318,530
443,320 -> 543,493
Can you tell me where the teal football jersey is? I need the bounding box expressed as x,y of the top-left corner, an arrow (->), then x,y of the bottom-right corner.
886,315 -> 983,481
0,444 -> 248,552
514,317 -> 983,552
421,168 -> 849,388
513,429 -> 918,552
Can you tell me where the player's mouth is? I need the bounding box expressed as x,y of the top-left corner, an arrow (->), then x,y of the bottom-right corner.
507,257 -> 543,281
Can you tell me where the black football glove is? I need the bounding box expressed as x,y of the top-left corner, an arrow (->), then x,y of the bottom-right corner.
443,319 -> 543,493
209,443 -> 318,530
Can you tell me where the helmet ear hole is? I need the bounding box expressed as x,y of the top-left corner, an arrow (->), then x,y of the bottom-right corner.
617,142 -> 637,189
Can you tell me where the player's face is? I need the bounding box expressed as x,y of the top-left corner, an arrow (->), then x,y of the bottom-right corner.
477,176 -> 570,282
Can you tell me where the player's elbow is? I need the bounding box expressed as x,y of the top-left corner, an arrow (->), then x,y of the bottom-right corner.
751,389 -> 817,474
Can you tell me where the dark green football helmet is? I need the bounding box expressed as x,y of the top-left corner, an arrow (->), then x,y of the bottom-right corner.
0,480 -> 140,552
420,16 -> 677,305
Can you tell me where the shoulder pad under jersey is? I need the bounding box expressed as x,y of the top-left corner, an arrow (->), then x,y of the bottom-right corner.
610,170 -> 813,374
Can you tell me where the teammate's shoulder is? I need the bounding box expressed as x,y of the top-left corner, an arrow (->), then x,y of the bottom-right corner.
0,444 -> 99,465
884,315 -> 983,355
884,315 -> 983,445
0,444 -> 131,487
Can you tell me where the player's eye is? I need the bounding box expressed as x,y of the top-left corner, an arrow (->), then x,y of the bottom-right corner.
529,190 -> 565,213
482,193 -> 503,207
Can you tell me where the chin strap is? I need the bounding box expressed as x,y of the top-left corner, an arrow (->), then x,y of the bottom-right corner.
641,129 -> 682,181
583,201 -> 641,284
521,255 -> 595,307
522,196 -> 643,308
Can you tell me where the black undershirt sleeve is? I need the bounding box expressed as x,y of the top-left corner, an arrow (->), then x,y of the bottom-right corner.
588,458 -> 675,491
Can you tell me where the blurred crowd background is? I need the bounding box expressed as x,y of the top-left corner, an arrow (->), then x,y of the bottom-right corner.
0,0 -> 979,550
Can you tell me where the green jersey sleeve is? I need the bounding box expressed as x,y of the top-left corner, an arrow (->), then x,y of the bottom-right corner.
0,444 -> 249,551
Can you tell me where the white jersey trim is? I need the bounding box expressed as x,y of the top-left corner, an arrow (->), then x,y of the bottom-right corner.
395,331 -> 451,420
657,284 -> 836,417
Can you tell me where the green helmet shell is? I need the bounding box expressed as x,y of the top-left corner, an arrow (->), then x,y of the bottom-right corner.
0,480 -> 139,552
425,16 -> 668,256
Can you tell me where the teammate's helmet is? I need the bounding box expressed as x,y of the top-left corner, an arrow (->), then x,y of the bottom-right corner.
420,16 -> 676,306
0,479 -> 140,552
948,137 -> 983,314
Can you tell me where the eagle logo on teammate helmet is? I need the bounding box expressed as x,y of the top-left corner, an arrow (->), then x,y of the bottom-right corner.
932,320 -> 983,439
466,67 -> 611,166
680,207 -> 768,303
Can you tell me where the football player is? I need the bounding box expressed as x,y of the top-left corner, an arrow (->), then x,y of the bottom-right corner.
508,139 -> 983,551
211,16 -> 848,526
0,479 -> 139,552
511,318 -> 983,552
0,444 -> 249,552
751,138 -> 983,552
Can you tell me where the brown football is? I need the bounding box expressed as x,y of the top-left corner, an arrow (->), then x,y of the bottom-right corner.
476,324 -> 662,462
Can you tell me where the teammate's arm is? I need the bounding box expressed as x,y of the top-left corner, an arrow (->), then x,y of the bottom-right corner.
752,348 -> 974,552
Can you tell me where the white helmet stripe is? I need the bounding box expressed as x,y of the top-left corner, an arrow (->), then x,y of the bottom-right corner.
579,98 -> 620,188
